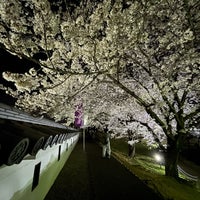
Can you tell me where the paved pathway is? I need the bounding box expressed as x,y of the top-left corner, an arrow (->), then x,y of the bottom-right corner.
45,139 -> 163,200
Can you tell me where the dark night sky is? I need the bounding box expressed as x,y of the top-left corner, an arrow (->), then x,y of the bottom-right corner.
0,48 -> 36,105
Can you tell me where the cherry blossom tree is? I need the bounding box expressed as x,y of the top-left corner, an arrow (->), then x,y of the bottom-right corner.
0,0 -> 200,179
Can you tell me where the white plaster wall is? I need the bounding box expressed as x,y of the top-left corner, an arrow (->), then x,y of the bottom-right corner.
0,134 -> 79,200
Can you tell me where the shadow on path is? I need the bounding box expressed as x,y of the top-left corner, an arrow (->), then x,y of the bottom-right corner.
45,139 -> 163,200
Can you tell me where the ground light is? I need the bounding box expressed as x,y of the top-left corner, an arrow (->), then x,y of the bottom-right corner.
154,153 -> 163,168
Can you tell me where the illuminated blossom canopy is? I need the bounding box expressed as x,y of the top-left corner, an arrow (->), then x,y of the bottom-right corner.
0,0 -> 200,178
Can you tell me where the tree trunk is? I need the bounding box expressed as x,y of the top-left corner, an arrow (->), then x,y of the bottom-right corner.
164,137 -> 180,179
128,143 -> 135,158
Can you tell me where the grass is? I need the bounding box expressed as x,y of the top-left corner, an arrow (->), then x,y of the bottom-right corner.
111,138 -> 200,200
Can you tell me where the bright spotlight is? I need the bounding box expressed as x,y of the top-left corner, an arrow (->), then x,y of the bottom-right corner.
154,153 -> 162,162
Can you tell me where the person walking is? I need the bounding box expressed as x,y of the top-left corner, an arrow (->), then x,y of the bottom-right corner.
102,126 -> 111,159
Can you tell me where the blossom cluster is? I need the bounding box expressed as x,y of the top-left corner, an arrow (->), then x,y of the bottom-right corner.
0,0 -> 199,145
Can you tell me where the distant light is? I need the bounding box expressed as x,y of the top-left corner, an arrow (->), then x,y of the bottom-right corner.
154,153 -> 162,162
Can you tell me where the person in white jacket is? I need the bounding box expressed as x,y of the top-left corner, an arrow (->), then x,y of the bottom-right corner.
102,126 -> 111,159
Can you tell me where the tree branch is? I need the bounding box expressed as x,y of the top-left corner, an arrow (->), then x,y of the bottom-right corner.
107,74 -> 168,134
